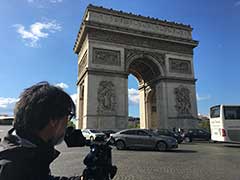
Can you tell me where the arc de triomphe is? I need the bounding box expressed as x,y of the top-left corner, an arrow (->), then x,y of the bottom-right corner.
74,5 -> 199,130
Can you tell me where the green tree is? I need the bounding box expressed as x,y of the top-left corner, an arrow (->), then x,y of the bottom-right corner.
199,120 -> 210,132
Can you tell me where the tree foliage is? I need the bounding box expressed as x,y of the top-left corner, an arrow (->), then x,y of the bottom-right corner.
199,120 -> 210,132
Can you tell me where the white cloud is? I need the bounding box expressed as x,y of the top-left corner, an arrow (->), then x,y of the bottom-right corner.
13,20 -> 61,47
71,93 -> 77,105
128,88 -> 139,105
197,93 -> 211,101
27,0 -> 63,3
55,82 -> 69,89
234,1 -> 240,6
0,97 -> 19,116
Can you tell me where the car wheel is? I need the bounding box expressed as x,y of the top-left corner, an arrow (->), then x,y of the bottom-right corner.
156,141 -> 167,151
116,140 -> 125,150
90,136 -> 94,142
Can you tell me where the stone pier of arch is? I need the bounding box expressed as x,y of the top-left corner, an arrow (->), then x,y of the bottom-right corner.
73,5 -> 199,130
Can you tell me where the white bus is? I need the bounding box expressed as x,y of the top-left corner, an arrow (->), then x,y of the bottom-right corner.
210,105 -> 240,143
0,116 -> 14,125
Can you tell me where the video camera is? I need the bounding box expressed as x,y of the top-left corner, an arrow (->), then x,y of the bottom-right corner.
64,127 -> 117,180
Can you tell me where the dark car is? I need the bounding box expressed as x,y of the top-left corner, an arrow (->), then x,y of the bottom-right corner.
184,129 -> 211,142
111,128 -> 178,151
101,129 -> 116,138
152,129 -> 183,144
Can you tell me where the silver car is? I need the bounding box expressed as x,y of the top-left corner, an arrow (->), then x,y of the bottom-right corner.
111,129 -> 178,151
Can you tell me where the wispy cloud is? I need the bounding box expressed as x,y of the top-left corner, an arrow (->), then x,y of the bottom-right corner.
0,97 -> 19,115
128,88 -> 139,105
13,20 -> 61,47
27,0 -> 63,3
55,82 -> 69,89
234,1 -> 240,6
197,93 -> 211,101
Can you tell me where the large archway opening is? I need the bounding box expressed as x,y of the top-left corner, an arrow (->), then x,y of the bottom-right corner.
128,74 -> 140,128
127,57 -> 161,129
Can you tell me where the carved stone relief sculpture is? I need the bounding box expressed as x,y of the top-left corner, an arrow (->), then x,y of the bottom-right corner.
78,51 -> 87,77
174,85 -> 191,116
89,11 -> 192,39
97,81 -> 116,114
93,48 -> 121,66
125,48 -> 165,70
169,58 -> 191,74
88,29 -> 194,55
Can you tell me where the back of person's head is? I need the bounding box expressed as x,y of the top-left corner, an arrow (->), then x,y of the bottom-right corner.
14,81 -> 75,135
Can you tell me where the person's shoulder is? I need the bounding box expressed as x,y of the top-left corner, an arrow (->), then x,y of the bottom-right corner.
0,157 -> 25,180
0,142 -> 34,163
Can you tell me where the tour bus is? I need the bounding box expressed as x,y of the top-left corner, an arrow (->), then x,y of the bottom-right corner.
210,105 -> 240,143
0,116 -> 14,125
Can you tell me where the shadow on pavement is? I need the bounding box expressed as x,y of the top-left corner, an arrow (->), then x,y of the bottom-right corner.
113,148 -> 197,153
167,149 -> 197,153
223,144 -> 240,148
181,141 -> 211,145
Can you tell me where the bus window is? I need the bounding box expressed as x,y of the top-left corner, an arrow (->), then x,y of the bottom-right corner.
210,105 -> 220,118
224,106 -> 240,120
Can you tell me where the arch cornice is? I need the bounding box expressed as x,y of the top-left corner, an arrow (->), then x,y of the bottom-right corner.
125,48 -> 166,77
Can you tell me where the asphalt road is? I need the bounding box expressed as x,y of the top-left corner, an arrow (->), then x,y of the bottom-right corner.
51,142 -> 240,180
1,126 -> 240,180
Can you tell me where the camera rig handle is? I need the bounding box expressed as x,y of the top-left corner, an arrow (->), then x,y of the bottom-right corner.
82,140 -> 117,180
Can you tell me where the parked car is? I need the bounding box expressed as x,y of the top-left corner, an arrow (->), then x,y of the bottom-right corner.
81,129 -> 106,141
152,129 -> 183,144
183,129 -> 211,142
110,128 -> 178,151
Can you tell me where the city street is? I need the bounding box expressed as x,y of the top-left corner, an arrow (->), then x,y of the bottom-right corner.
51,141 -> 240,180
1,126 -> 240,180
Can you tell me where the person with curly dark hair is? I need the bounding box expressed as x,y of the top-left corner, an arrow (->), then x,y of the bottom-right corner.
0,82 -> 82,180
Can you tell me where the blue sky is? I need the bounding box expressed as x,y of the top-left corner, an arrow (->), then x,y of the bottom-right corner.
0,0 -> 240,117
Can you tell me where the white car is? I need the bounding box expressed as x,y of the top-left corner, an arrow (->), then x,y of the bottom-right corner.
81,129 -> 106,141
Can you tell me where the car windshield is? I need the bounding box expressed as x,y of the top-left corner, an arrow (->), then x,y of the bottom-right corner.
90,129 -> 102,133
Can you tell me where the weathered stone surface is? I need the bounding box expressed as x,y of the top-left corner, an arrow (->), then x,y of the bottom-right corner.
97,81 -> 116,114
93,48 -> 121,66
169,58 -> 192,74
87,11 -> 192,39
74,5 -> 198,130
174,85 -> 192,116
88,29 -> 195,55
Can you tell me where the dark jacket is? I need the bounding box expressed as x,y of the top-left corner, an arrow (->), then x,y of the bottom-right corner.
0,128 -> 81,180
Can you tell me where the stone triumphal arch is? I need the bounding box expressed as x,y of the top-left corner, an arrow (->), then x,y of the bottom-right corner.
74,5 -> 199,130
